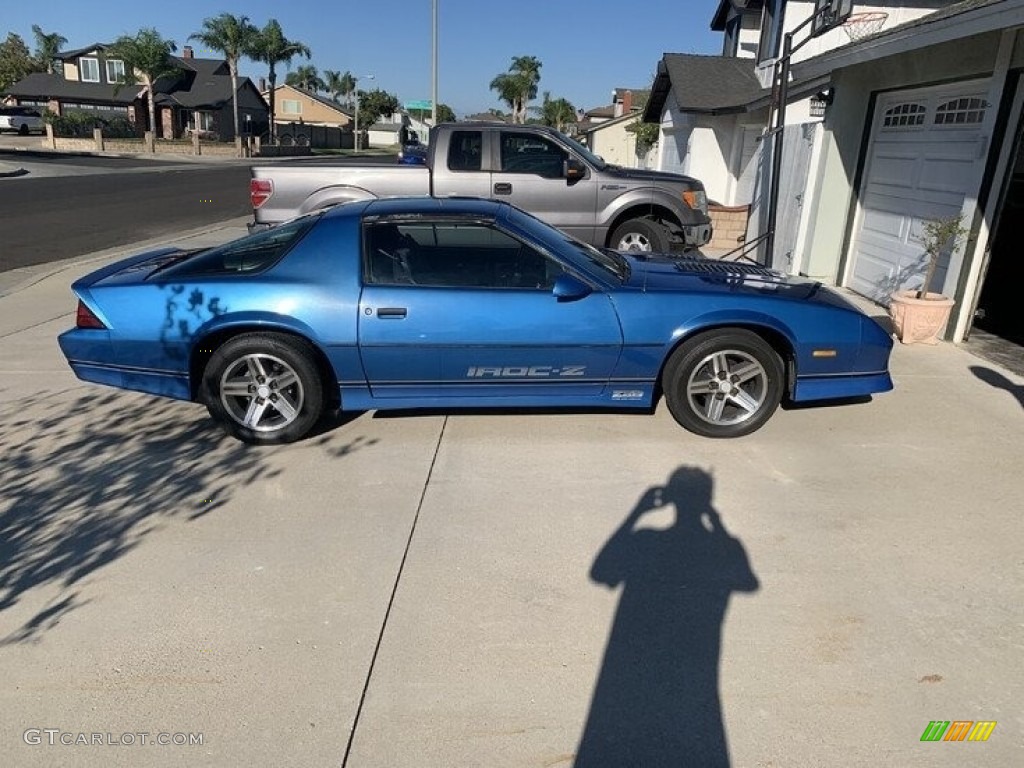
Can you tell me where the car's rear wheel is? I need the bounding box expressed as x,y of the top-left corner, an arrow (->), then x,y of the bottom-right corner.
201,333 -> 324,444
610,218 -> 671,253
18,124 -> 29,136
662,329 -> 784,438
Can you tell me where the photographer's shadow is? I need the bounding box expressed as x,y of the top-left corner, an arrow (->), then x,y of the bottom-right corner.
575,467 -> 759,768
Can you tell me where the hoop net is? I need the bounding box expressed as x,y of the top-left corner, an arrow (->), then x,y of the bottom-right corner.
842,11 -> 888,41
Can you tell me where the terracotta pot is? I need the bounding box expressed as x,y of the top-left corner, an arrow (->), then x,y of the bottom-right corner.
888,290 -> 955,345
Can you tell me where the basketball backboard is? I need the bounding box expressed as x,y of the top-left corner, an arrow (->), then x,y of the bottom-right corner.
810,0 -> 854,37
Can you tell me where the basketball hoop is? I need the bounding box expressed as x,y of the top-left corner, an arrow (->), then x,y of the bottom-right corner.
842,11 -> 888,41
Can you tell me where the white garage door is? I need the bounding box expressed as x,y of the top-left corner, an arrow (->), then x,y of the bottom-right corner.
847,81 -> 990,301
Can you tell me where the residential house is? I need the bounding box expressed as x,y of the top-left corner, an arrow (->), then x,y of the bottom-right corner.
367,111 -> 431,148
3,44 -> 267,140
791,0 -> 1024,350
585,88 -> 653,168
645,0 -> 1024,352
263,83 -> 353,129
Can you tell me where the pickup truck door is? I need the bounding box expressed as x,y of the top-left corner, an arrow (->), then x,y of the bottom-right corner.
430,128 -> 492,198
489,129 -> 598,244
357,219 -> 622,401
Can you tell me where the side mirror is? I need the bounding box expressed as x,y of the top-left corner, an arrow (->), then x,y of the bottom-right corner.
564,157 -> 587,182
552,273 -> 593,302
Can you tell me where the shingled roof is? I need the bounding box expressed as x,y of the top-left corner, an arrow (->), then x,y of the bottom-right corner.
642,53 -> 766,121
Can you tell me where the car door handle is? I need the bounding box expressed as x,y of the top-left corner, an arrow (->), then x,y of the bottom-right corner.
493,182 -> 513,195
376,307 -> 407,318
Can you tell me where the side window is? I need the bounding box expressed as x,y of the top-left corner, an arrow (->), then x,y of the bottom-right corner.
499,132 -> 567,178
447,130 -> 483,172
364,221 -> 565,289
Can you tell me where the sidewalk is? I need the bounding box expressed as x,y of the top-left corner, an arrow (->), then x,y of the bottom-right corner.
1,226 -> 1021,767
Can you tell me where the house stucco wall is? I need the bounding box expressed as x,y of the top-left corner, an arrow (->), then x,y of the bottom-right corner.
588,116 -> 642,168
801,29 -> 1013,282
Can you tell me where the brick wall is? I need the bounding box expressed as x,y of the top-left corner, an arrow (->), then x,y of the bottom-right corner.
707,204 -> 750,253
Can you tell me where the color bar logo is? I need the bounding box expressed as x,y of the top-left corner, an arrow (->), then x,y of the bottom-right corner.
920,720 -> 996,742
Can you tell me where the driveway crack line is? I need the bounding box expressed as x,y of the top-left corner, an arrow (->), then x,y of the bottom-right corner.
340,414 -> 449,768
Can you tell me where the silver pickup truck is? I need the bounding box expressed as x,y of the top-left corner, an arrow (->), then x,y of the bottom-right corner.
249,123 -> 712,252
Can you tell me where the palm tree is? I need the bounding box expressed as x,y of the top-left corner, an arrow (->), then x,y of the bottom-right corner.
339,71 -> 357,108
107,29 -> 180,140
510,55 -> 542,121
534,91 -> 576,133
323,70 -> 345,102
489,55 -> 542,123
31,25 -> 67,74
190,14 -> 260,143
286,64 -> 325,93
251,19 -> 310,143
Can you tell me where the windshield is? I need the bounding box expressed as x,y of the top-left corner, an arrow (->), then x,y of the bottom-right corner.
561,133 -> 608,171
505,206 -> 627,281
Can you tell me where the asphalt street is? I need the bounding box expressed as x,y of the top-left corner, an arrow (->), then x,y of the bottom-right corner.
0,160 -> 252,272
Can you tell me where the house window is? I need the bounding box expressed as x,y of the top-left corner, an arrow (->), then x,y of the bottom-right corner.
882,103 -> 926,128
757,0 -> 786,64
80,57 -> 100,82
722,15 -> 741,57
934,97 -> 988,126
281,100 -> 302,115
190,111 -> 215,132
106,59 -> 125,83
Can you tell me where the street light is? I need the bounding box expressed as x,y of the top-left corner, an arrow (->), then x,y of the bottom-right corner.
353,74 -> 375,153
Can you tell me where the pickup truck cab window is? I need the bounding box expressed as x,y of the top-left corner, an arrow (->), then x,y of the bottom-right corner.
364,219 -> 564,289
447,130 -> 483,171
500,132 -> 568,178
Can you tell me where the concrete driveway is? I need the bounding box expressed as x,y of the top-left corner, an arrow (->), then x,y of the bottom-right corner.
1,225 -> 1021,767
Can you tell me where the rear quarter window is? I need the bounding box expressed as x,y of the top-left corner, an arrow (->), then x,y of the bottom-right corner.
156,214 -> 321,279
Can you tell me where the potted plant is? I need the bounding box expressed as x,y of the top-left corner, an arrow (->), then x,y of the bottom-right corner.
888,214 -> 968,345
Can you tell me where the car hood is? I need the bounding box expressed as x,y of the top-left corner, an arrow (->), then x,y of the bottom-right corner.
622,252 -> 825,301
604,165 -> 704,189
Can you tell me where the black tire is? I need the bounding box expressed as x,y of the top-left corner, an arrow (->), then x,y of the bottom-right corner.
662,329 -> 784,438
610,218 -> 671,253
200,333 -> 325,445
18,124 -> 29,136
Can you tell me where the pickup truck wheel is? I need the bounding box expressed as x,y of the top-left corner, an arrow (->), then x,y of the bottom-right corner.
201,333 -> 324,445
611,219 -> 671,253
662,329 -> 784,438
18,124 -> 29,136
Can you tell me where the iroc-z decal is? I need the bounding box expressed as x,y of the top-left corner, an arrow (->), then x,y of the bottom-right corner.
466,365 -> 586,378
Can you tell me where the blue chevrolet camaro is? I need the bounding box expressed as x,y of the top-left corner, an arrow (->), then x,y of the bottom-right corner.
58,197 -> 893,444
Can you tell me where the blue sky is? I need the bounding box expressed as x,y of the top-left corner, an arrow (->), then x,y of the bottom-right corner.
4,0 -> 723,117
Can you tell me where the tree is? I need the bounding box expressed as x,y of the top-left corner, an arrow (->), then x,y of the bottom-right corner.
31,25 -> 67,74
357,88 -> 399,129
286,64 -> 324,93
489,55 -> 542,123
0,33 -> 34,91
534,91 -> 576,133
107,29 -> 180,140
339,71 -> 357,107
190,14 -> 260,142
251,19 -> 310,143
435,103 -> 456,123
323,70 -> 346,102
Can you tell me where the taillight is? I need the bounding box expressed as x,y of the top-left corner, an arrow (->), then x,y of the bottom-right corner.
250,178 -> 273,209
76,300 -> 106,329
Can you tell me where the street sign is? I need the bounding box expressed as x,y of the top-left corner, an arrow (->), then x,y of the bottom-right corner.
404,100 -> 433,111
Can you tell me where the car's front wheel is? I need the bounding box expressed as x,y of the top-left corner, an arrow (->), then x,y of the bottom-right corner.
18,124 -> 29,136
201,333 -> 324,444
610,218 -> 671,253
662,329 -> 784,438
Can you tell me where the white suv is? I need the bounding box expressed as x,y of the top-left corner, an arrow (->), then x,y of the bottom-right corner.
0,107 -> 45,135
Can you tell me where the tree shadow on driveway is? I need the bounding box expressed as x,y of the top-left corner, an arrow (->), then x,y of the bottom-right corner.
0,388 -> 276,645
